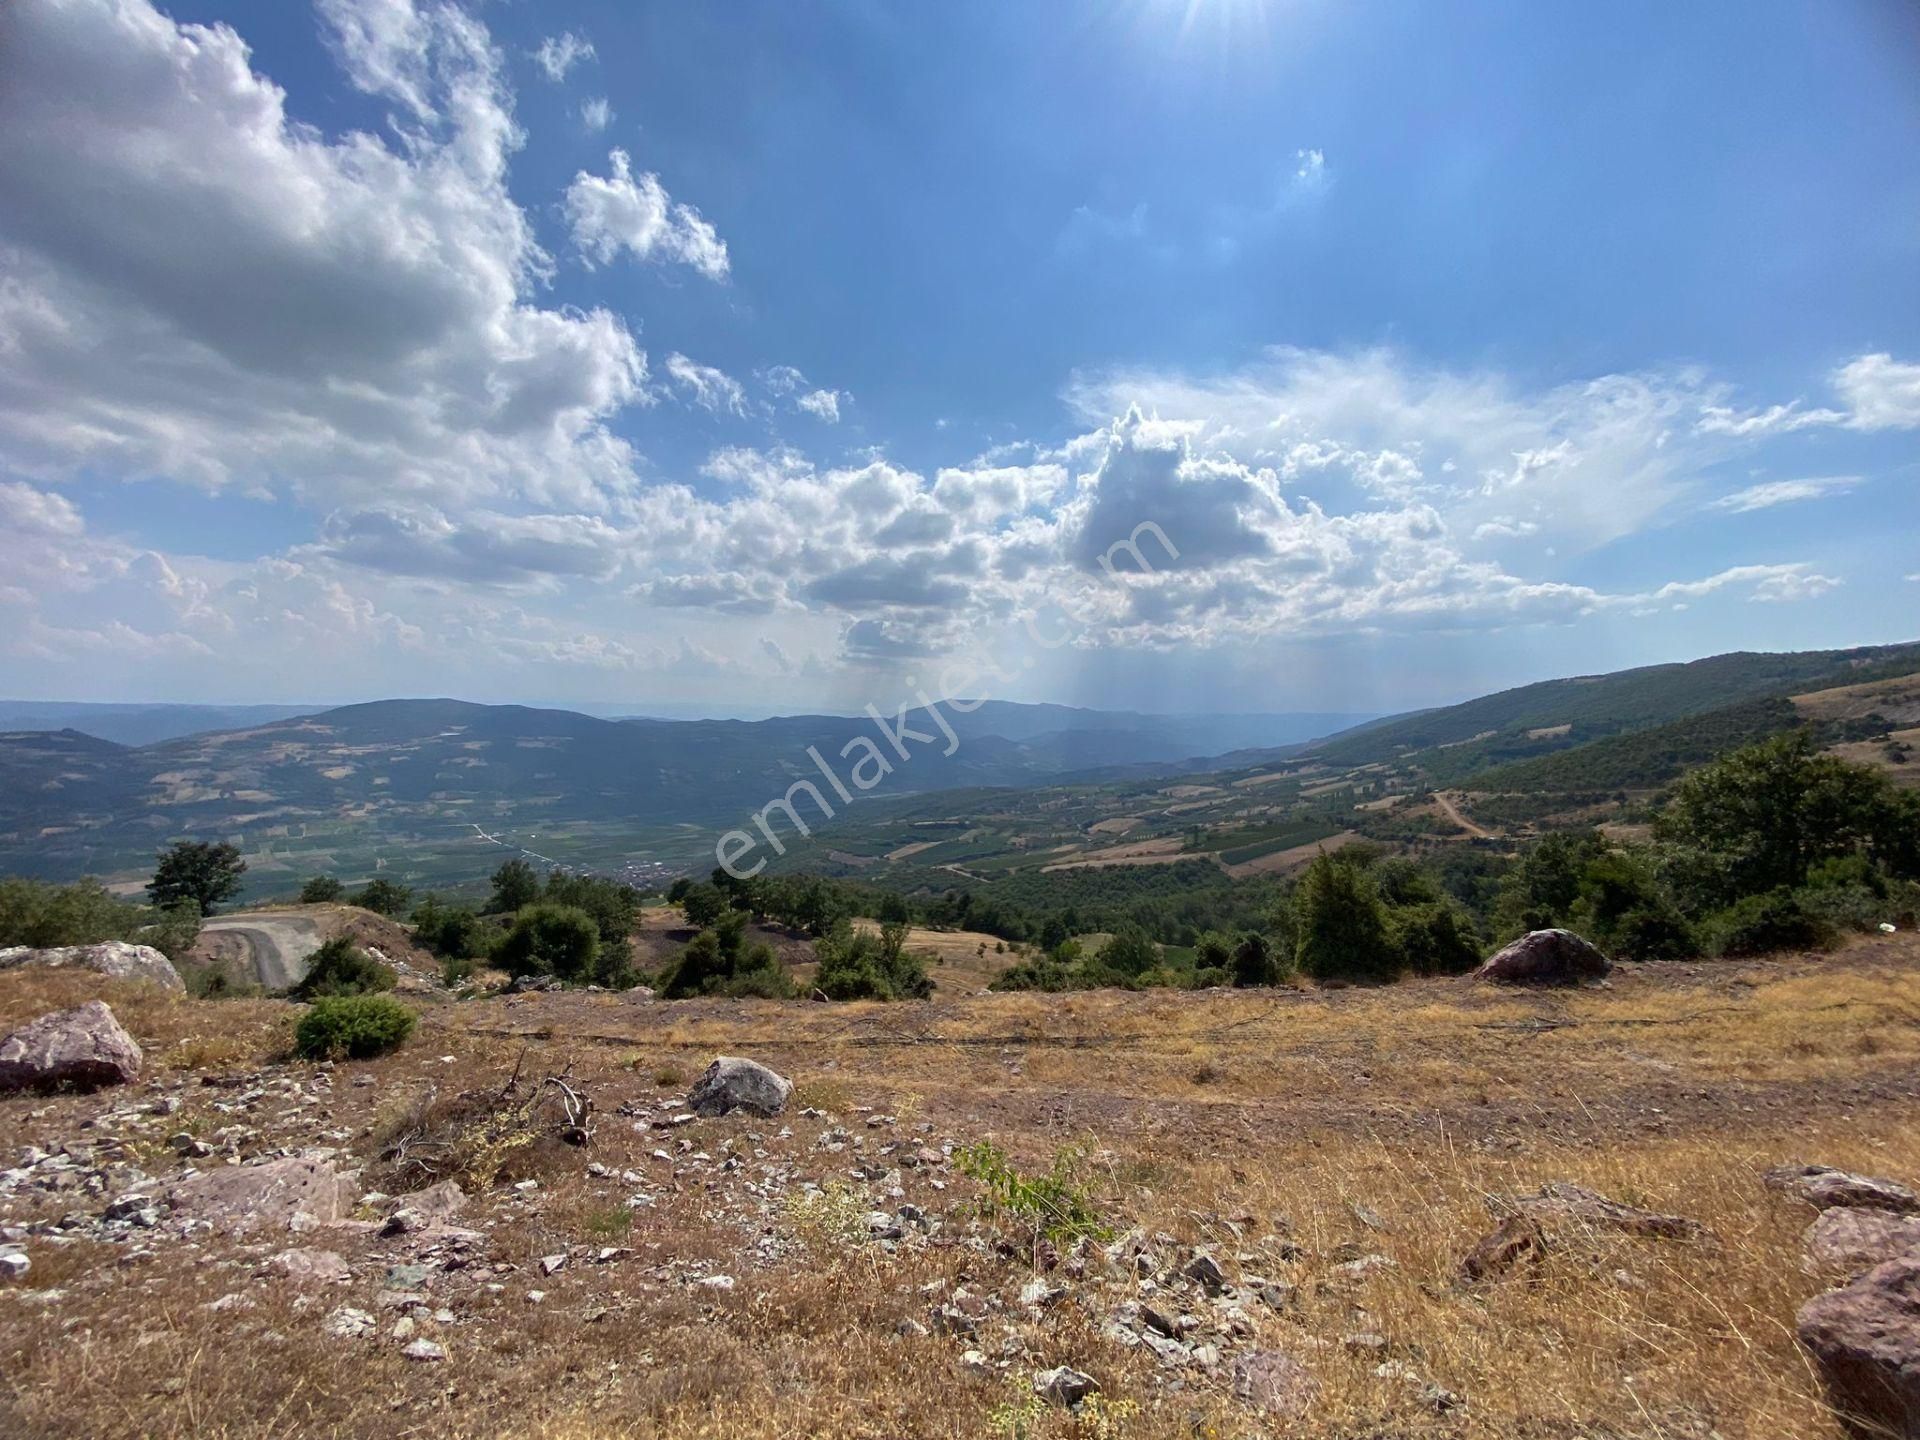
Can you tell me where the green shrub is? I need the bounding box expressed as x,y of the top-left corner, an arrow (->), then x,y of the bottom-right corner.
292,936 -> 396,998
495,903 -> 601,983
812,919 -> 933,1001
1295,853 -> 1398,983
487,859 -> 541,914
1228,930 -> 1282,987
411,896 -> 493,963
0,876 -> 145,949
662,910 -> 794,998
298,876 -> 345,904
294,995 -> 416,1060
1391,901 -> 1482,975
955,1140 -> 1109,1245
1703,889 -> 1837,957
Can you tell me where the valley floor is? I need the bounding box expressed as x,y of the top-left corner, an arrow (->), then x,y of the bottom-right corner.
2,934 -> 1918,1438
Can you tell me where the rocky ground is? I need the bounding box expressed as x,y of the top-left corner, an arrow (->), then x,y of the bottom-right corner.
0,933 -> 1917,1438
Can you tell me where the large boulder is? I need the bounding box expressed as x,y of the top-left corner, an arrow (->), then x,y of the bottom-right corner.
685,1056 -> 792,1118
1768,1164 -> 1920,1215
1798,1255 -> 1920,1437
165,1156 -> 357,1236
0,941 -> 184,994
0,1001 -> 142,1092
1807,1209 -> 1920,1270
1469,929 -> 1611,985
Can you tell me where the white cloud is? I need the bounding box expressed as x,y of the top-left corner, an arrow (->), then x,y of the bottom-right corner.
1697,353 -> 1920,436
531,31 -> 593,82
0,0 -> 654,512
664,353 -> 747,415
1294,148 -> 1326,184
1709,476 -> 1861,513
580,97 -> 613,133
795,389 -> 842,423
1833,353 -> 1920,431
564,148 -> 730,280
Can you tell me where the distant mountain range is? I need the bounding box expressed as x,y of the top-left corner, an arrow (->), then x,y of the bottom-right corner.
0,697 -> 1369,888
0,701 -> 320,746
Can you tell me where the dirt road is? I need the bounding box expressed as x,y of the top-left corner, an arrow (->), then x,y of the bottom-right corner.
198,911 -> 326,989
1433,789 -> 1495,838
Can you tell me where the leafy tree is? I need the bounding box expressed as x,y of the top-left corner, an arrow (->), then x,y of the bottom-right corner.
292,936 -> 396,998
1492,830 -> 1608,938
495,903 -> 600,983
543,872 -> 639,951
1294,853 -> 1397,983
1656,731 -> 1893,896
298,876 -> 344,904
680,882 -> 728,929
1193,931 -> 1234,974
149,840 -> 246,915
488,858 -> 541,914
352,878 -> 414,917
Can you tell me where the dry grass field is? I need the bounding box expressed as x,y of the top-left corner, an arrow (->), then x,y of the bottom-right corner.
2,933 -> 1917,1438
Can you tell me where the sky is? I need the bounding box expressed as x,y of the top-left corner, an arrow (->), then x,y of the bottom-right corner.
1,0 -> 1917,719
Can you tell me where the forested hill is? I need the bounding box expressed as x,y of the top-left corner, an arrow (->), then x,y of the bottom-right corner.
1303,642 -> 1920,776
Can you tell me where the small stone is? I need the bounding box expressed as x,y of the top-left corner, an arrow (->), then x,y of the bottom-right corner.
1184,1253 -> 1227,1294
1033,1366 -> 1097,1406
401,1339 -> 446,1363
0,1252 -> 28,1280
539,1254 -> 568,1276
324,1305 -> 376,1339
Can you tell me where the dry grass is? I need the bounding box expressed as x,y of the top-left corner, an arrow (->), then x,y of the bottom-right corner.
1,934 -> 1916,1437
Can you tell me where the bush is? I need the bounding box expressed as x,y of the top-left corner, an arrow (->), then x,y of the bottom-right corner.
662,911 -> 794,998
0,877 -> 140,948
292,936 -> 396,998
1295,854 -> 1398,983
1702,889 -> 1838,957
136,899 -> 202,964
298,876 -> 345,904
1228,931 -> 1282,987
294,995 -> 416,1060
495,903 -> 601,983
1391,902 -> 1482,975
813,920 -> 932,1001
353,878 -> 414,917
411,895 -> 493,964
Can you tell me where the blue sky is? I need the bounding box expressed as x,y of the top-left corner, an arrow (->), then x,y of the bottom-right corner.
0,0 -> 1915,717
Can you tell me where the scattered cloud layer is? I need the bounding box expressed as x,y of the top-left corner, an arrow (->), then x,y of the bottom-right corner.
0,0 -> 1907,706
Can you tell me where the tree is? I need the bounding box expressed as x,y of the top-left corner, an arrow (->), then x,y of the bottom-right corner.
680,882 -> 728,929
299,876 -> 344,904
1656,731 -> 1892,897
1094,923 -> 1159,979
149,840 -> 246,915
352,878 -> 413,917
495,903 -> 600,982
1294,853 -> 1397,983
1229,931 -> 1280,987
488,858 -> 541,914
